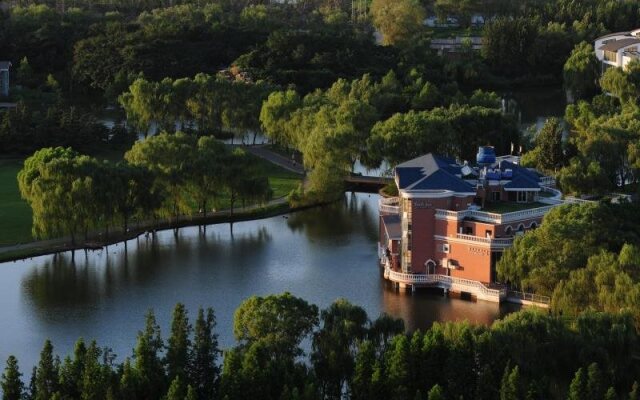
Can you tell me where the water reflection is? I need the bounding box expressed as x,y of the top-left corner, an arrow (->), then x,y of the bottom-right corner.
2,193 -> 516,369
22,226 -> 273,312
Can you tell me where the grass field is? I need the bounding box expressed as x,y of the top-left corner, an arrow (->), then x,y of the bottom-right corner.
250,155 -> 302,198
0,159 -> 33,245
0,154 -> 301,246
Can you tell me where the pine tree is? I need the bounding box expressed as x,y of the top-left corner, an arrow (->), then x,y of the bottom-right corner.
119,358 -> 138,400
568,368 -> 587,400
27,367 -> 37,400
166,376 -> 186,400
427,384 -> 444,400
81,341 -> 109,400
189,307 -> 219,400
1,356 -> 24,400
134,309 -> 165,399
351,340 -> 375,400
586,363 -> 604,400
35,340 -> 59,400
167,304 -> 192,383
370,360 -> 388,400
386,336 -> 410,400
58,338 -> 87,399
500,364 -> 520,400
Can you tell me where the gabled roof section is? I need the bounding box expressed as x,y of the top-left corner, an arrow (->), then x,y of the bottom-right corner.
395,153 -> 474,193
410,169 -> 475,192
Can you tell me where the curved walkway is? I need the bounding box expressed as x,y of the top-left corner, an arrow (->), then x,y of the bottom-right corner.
241,145 -> 305,175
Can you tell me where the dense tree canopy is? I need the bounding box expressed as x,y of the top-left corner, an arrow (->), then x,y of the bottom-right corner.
4,299 -> 640,400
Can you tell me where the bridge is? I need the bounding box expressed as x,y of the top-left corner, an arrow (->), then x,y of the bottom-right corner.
344,175 -> 393,193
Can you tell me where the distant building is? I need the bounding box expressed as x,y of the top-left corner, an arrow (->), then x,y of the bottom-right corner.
0,61 -> 11,98
379,147 -> 561,302
594,29 -> 640,72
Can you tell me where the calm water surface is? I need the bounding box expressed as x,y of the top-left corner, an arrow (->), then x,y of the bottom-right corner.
0,194 -> 517,369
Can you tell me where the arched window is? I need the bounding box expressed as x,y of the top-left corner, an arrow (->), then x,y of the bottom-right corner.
529,222 -> 538,229
505,226 -> 513,236
517,224 -> 525,232
425,260 -> 436,275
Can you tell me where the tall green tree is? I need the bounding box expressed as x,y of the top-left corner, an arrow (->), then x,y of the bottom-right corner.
1,356 -> 24,400
188,308 -> 220,400
563,42 -> 600,100
351,340 -> 376,400
35,340 -> 59,400
133,310 -> 165,400
522,117 -> 565,173
311,299 -> 368,399
233,292 -> 319,358
166,303 -> 192,383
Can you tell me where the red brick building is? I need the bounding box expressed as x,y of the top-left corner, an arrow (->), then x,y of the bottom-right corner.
379,147 -> 559,302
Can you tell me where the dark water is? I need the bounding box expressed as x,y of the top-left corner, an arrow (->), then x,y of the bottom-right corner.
0,193 -> 517,369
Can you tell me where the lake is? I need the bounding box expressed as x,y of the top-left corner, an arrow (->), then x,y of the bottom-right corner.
0,193 -> 517,369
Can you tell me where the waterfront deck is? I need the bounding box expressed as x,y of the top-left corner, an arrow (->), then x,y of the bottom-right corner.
383,266 -> 507,302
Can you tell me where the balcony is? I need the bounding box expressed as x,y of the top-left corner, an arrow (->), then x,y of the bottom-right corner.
435,204 -> 559,224
379,197 -> 400,214
454,233 -> 513,247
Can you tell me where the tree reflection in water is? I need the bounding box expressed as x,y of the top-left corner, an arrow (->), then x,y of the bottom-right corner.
286,193 -> 377,243
22,226 -> 272,314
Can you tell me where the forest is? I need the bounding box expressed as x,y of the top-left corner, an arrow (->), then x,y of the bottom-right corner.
2,295 -> 640,400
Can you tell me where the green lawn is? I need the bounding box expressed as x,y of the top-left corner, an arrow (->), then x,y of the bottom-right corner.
482,201 -> 548,214
247,154 -> 302,198
0,159 -> 33,245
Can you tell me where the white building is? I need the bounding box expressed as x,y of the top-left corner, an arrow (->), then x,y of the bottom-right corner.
594,29 -> 640,72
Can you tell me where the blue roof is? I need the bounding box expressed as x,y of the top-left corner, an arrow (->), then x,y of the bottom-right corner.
395,154 -> 474,193
396,167 -> 426,189
503,174 -> 540,190
410,169 -> 475,192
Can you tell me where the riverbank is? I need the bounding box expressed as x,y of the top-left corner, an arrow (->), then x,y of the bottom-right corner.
0,194 -> 342,263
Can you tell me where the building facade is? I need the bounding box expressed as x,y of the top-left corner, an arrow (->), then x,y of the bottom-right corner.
379,147 -> 560,302
594,29 -> 640,72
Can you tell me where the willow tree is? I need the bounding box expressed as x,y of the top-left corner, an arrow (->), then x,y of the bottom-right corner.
189,136 -> 228,220
18,148 -> 99,245
125,132 -> 196,224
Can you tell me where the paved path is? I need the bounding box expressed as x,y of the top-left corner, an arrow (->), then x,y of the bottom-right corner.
241,145 -> 305,175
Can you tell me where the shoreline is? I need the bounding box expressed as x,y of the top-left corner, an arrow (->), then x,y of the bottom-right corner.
0,197 -> 338,264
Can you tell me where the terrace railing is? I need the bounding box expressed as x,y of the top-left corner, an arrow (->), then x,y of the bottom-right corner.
378,197 -> 400,214
436,204 -> 558,224
384,268 -> 506,300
